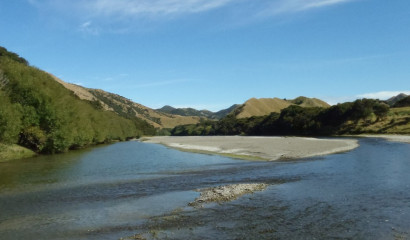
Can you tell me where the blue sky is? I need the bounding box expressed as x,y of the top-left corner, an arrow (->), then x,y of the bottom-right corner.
1,0 -> 409,111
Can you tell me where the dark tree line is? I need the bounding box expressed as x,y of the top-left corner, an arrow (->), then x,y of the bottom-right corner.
171,99 -> 391,136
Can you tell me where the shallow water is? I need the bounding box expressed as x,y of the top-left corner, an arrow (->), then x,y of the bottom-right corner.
0,138 -> 409,239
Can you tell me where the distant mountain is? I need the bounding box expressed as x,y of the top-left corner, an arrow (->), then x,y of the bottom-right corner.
213,104 -> 241,119
386,93 -> 408,106
50,75 -> 202,129
392,96 -> 410,108
233,97 -> 330,119
156,105 -> 214,118
156,104 -> 241,119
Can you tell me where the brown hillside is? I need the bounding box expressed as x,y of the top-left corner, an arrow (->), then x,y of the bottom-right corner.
236,98 -> 291,118
50,74 -> 201,128
235,97 -> 330,119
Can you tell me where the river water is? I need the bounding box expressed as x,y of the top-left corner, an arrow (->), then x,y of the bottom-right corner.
0,138 -> 409,239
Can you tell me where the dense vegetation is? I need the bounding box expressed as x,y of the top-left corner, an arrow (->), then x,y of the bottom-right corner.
171,99 -> 408,136
87,89 -> 160,130
0,47 -> 154,154
156,104 -> 240,119
392,96 -> 410,108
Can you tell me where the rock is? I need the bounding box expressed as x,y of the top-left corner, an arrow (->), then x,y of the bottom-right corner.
189,183 -> 268,207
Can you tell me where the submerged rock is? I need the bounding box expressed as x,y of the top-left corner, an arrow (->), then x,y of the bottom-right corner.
189,183 -> 268,207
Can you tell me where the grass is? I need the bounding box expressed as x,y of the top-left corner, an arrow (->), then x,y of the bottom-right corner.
340,107 -> 410,134
0,143 -> 37,162
236,97 -> 330,119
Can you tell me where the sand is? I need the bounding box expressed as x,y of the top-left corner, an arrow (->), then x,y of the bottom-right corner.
142,136 -> 359,161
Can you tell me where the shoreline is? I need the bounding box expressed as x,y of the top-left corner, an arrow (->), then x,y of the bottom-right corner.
142,136 -> 359,161
0,144 -> 37,162
358,134 -> 410,144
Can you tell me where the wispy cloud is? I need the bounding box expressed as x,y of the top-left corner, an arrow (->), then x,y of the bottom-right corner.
79,21 -> 100,35
28,0 -> 234,18
28,0 -> 358,34
29,0 -> 357,19
85,0 -> 234,17
263,0 -> 355,16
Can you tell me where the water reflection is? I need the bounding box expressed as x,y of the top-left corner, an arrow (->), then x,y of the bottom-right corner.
0,138 -> 409,239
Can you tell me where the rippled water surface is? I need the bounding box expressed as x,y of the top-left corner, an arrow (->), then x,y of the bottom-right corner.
0,138 -> 409,239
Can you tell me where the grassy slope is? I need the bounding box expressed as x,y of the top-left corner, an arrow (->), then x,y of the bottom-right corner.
235,97 -> 330,119
0,144 -> 36,162
89,89 -> 201,129
340,107 -> 410,134
50,74 -> 201,129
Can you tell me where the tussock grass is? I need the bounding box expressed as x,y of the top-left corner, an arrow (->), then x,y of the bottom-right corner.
0,144 -> 36,162
340,107 -> 410,134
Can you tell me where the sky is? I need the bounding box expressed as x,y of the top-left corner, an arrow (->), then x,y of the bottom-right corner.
1,0 -> 410,111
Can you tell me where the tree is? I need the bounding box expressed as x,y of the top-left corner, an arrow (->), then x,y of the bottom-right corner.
373,102 -> 389,121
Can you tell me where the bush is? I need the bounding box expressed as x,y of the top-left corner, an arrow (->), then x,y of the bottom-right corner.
0,46 -> 152,153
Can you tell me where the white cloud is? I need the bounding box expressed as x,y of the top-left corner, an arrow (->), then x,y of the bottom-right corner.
87,0 -> 234,17
357,91 -> 410,100
81,21 -> 91,28
28,0 -> 234,18
302,0 -> 354,10
323,91 -> 410,105
29,0 -> 356,19
79,21 -> 100,35
262,0 -> 355,16
27,0 -> 359,33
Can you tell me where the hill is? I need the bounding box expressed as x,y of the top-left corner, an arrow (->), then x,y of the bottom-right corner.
234,96 -> 330,118
0,46 -> 155,156
392,96 -> 410,108
386,93 -> 408,106
171,98 -> 409,136
50,75 -> 202,129
213,104 -> 241,119
156,104 -> 240,119
288,96 -> 330,108
156,105 -> 214,118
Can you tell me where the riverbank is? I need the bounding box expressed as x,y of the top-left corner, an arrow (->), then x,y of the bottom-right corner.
360,134 -> 410,143
0,144 -> 36,162
142,136 -> 359,161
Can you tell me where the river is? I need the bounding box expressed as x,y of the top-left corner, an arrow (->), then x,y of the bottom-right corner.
0,138 -> 409,239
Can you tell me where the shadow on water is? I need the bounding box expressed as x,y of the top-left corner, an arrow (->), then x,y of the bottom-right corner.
0,138 -> 409,239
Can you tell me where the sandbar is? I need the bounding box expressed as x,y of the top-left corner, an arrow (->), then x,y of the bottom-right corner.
142,136 -> 359,161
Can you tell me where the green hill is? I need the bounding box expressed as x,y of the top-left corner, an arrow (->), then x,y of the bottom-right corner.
0,46 -> 155,157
